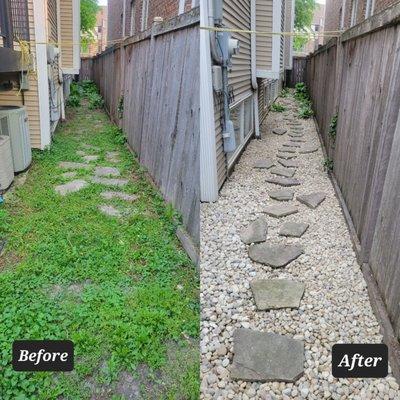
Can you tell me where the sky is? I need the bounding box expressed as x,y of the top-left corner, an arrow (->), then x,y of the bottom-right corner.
98,0 -> 107,5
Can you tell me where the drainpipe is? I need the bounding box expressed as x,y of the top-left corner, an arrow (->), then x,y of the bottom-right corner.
208,0 -> 223,65
250,0 -> 260,138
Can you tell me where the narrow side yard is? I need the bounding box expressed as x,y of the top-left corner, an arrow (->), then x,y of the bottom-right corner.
200,90 -> 399,399
0,83 -> 199,400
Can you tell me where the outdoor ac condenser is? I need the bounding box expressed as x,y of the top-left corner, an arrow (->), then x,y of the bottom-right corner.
0,135 -> 14,191
0,106 -> 32,172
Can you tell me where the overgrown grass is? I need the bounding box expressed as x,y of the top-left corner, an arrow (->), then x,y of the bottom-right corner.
294,82 -> 314,119
0,95 -> 199,399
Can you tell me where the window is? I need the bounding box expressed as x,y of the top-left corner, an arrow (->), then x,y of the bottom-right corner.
350,0 -> 359,26
130,0 -> 136,35
365,0 -> 375,18
141,0 -> 149,31
227,95 -> 254,163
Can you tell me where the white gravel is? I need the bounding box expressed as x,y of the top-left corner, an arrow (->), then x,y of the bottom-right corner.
200,94 -> 400,400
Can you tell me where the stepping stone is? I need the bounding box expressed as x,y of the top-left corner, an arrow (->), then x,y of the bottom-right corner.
61,171 -> 77,179
98,204 -> 122,217
81,144 -> 100,151
297,192 -> 326,209
264,204 -> 298,218
83,155 -> 99,163
272,128 -> 287,135
253,159 -> 274,169
240,217 -> 268,245
76,150 -> 86,156
231,329 -> 304,382
279,222 -> 309,237
283,142 -> 301,148
270,167 -> 296,178
269,189 -> 294,201
59,161 -> 91,170
250,279 -> 305,310
278,147 -> 296,153
55,180 -> 88,196
100,191 -> 138,202
288,133 -> 304,138
266,177 -> 301,187
299,144 -> 319,154
95,166 -> 121,177
106,151 -> 120,163
248,243 -> 304,268
278,158 -> 299,168
290,138 -> 306,143
91,177 -> 128,187
277,153 -> 297,160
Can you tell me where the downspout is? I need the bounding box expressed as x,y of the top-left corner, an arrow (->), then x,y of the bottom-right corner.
250,0 -> 260,138
208,1 -> 222,65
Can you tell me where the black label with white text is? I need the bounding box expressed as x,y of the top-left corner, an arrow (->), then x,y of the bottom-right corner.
332,343 -> 388,378
12,340 -> 74,371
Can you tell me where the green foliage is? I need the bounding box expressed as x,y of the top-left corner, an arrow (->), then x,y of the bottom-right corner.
329,113 -> 338,142
294,0 -> 316,51
298,104 -> 314,118
117,96 -> 124,119
294,82 -> 313,118
280,88 -> 289,98
81,0 -> 99,34
323,157 -> 334,172
105,125 -> 127,146
271,103 -> 287,112
0,99 -> 199,399
66,94 -> 81,108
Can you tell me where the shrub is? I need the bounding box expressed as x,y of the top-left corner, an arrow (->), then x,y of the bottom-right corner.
271,103 -> 286,112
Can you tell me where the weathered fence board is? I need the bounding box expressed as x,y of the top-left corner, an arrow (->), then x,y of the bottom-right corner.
81,10 -> 200,245
305,3 -> 400,353
287,56 -> 307,87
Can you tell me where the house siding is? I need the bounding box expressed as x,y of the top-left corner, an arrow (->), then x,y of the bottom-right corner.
60,0 -> 74,69
256,0 -> 273,71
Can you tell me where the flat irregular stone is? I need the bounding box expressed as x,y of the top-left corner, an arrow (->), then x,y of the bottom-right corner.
297,192 -> 326,209
59,161 -> 91,170
270,167 -> 296,178
81,144 -> 100,151
231,329 -> 304,382
299,144 -> 319,154
61,171 -> 77,179
288,133 -> 304,138
269,189 -> 294,201
76,150 -> 86,156
283,142 -> 301,148
98,204 -> 122,217
240,217 -> 268,245
266,177 -> 301,187
83,155 -> 99,163
272,128 -> 287,135
55,180 -> 88,196
248,244 -> 304,268
100,191 -> 138,202
250,279 -> 305,310
95,166 -> 121,177
277,153 -> 297,160
106,151 -> 120,163
278,158 -> 299,168
91,176 -> 128,187
253,159 -> 274,169
264,204 -> 298,218
290,138 -> 306,143
278,147 -> 296,153
279,222 -> 309,237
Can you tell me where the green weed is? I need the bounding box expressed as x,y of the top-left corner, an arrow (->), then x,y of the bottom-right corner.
271,103 -> 287,112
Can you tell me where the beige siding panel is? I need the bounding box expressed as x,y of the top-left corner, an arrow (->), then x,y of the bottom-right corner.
256,0 -> 273,70
213,94 -> 226,188
284,0 -> 292,68
223,0 -> 252,101
60,0 -> 74,69
48,0 -> 58,42
280,0 -> 285,69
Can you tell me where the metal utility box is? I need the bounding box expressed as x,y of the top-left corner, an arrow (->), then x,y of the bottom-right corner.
0,106 -> 32,172
0,135 -> 14,191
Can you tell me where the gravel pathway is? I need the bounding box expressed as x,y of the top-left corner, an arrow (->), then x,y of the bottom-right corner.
200,94 -> 400,400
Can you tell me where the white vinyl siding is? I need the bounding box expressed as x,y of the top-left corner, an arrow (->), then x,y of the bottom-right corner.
256,0 -> 273,71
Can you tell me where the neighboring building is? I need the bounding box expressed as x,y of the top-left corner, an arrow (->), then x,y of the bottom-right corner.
301,3 -> 325,53
200,0 -> 295,202
81,6 -> 108,56
0,0 -> 80,149
107,0 -> 198,42
324,0 -> 398,41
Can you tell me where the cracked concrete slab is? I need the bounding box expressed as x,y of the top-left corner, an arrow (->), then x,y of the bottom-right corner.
248,243 -> 304,268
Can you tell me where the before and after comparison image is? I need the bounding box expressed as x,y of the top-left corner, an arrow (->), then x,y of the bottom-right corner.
0,0 -> 400,398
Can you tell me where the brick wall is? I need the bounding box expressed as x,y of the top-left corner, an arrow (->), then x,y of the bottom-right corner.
107,0 -> 124,43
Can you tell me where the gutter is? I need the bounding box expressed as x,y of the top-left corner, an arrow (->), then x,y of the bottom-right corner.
251,0 -> 260,138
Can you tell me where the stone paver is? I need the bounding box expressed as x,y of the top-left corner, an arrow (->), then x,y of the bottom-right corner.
81,144 -> 100,151
55,180 -> 88,196
61,171 -> 77,179
278,158 -> 299,168
264,204 -> 298,218
270,166 -> 296,178
272,128 -> 287,135
95,166 -> 121,177
290,138 -> 306,143
250,279 -> 305,310
98,204 -> 122,217
269,189 -> 294,201
91,176 -> 129,187
297,192 -> 326,209
100,191 -> 138,202
278,147 -> 296,153
279,221 -> 309,238
83,155 -> 99,163
76,150 -> 86,156
106,151 -> 120,163
282,142 -> 301,148
299,144 -> 319,154
266,177 -> 301,187
288,133 -> 304,138
253,159 -> 274,169
277,152 -> 297,160
59,161 -> 91,170
240,217 -> 268,245
231,329 -> 304,382
248,243 -> 304,267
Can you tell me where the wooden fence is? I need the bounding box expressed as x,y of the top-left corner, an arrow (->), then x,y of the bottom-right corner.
305,2 -> 400,373
81,9 -> 200,247
286,56 -> 307,87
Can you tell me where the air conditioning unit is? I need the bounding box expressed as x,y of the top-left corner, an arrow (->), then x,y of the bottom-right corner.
0,135 -> 14,191
0,106 -> 32,172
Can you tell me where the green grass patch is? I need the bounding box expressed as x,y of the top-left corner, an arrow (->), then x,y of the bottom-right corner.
0,97 -> 199,399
